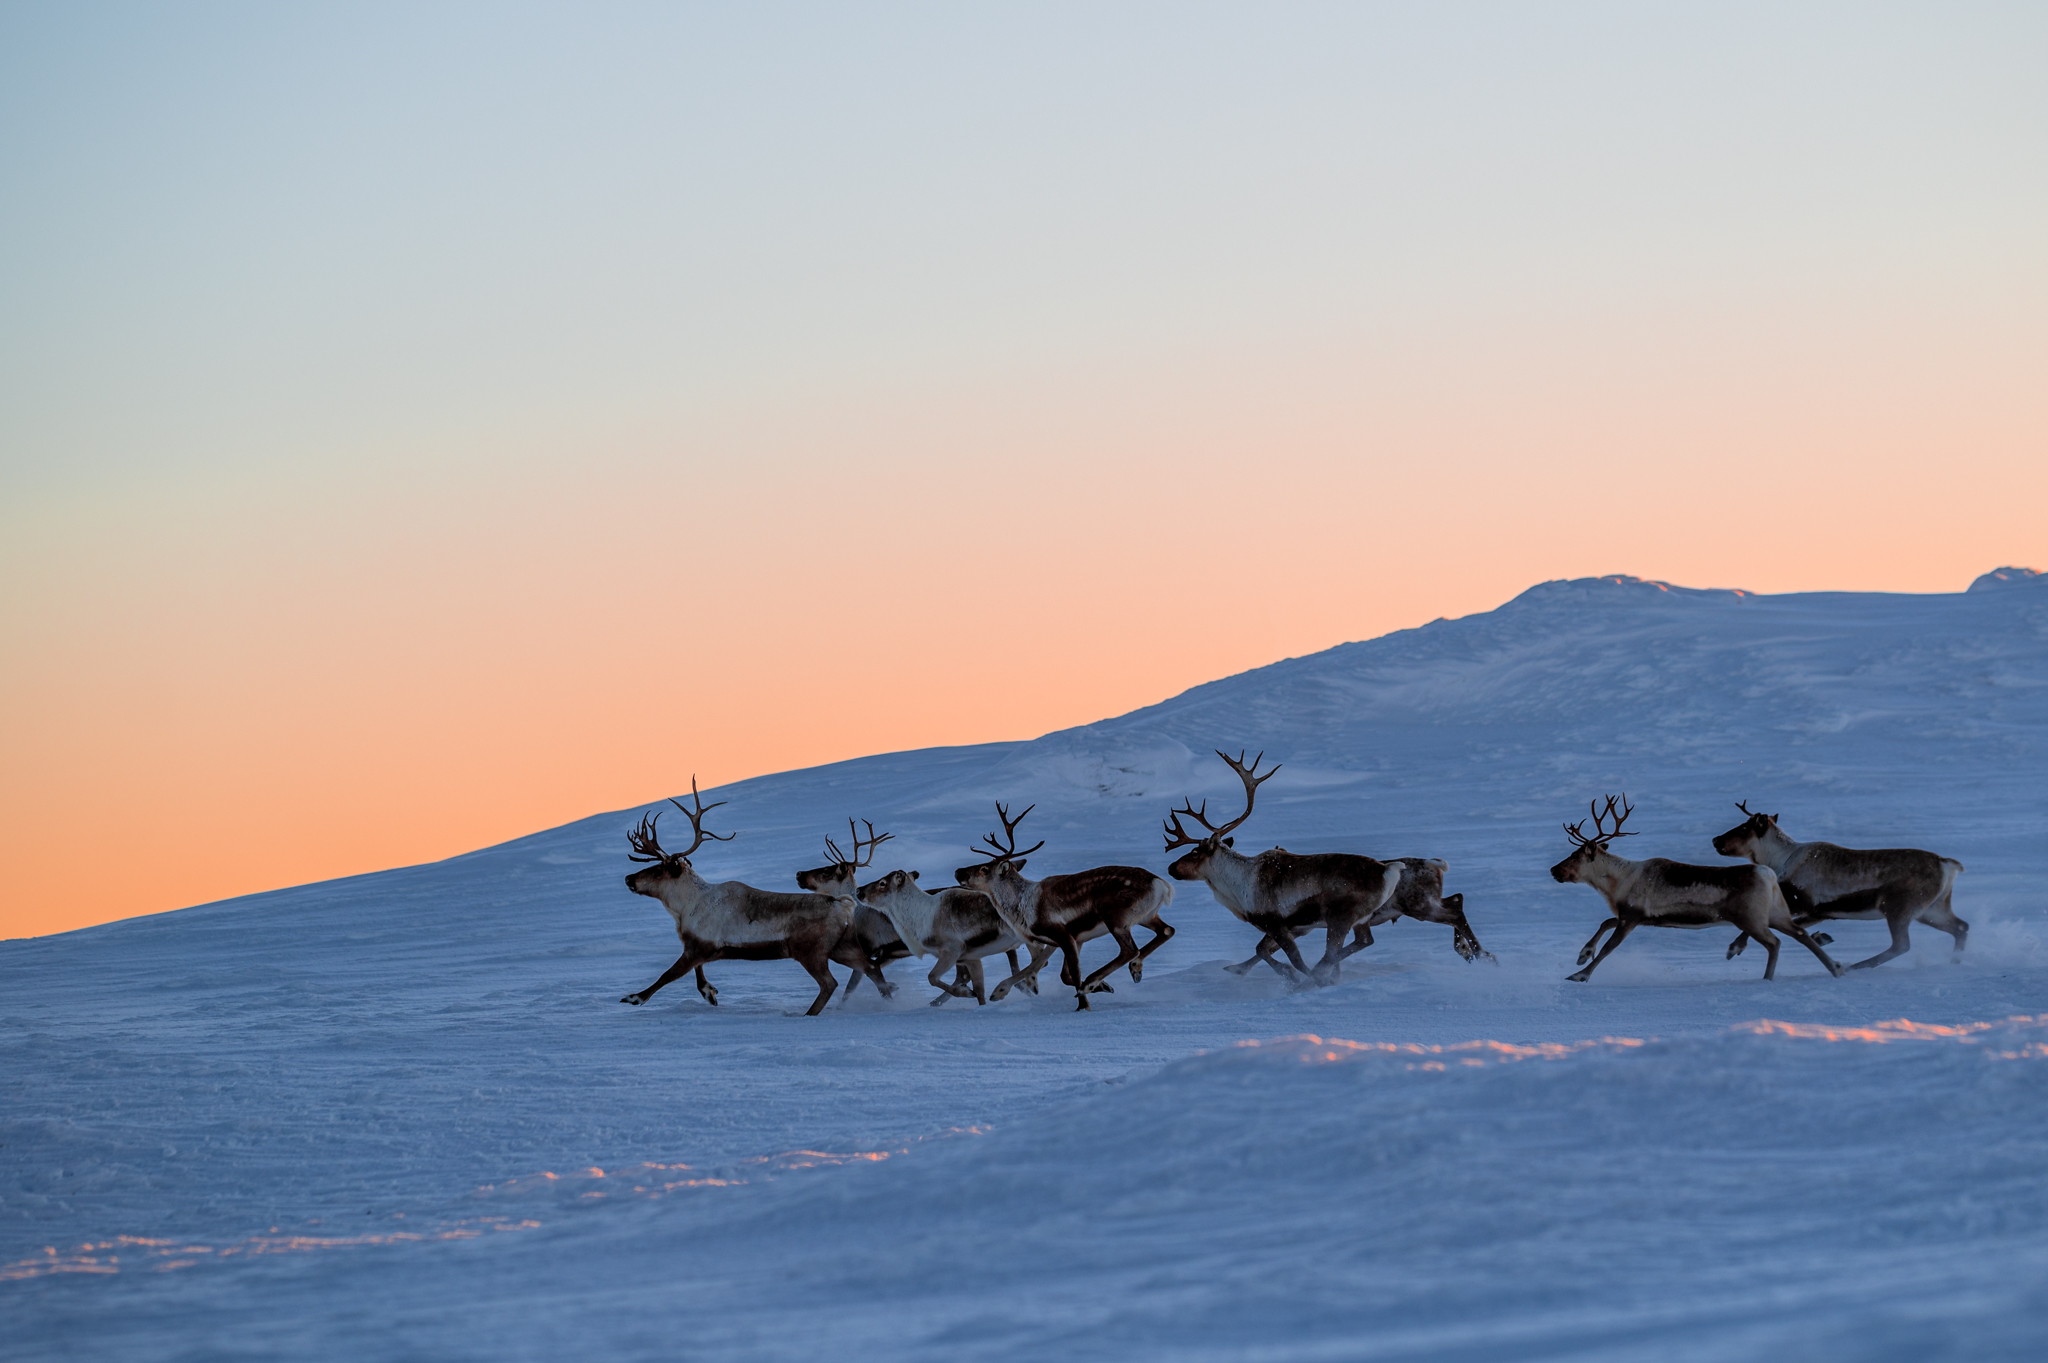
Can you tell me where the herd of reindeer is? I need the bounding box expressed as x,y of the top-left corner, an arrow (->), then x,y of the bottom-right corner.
616,751 -> 1969,1014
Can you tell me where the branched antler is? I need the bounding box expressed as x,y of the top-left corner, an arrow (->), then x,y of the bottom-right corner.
1563,794 -> 1636,850
968,801 -> 1045,865
1163,749 -> 1281,851
626,811 -> 672,863
823,818 -> 893,870
626,775 -> 734,866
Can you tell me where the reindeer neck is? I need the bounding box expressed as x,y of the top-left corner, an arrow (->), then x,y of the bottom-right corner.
1580,849 -> 1644,900
1751,826 -> 1799,873
868,883 -> 939,958
1200,845 -> 1262,914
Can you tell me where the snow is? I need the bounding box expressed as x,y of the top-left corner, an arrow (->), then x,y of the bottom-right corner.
5,572 -> 2046,1359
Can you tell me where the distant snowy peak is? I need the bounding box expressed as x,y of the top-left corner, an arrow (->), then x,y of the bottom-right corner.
1508,573 -> 1755,606
1970,566 -> 2043,592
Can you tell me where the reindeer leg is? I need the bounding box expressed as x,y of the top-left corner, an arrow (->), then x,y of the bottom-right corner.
694,967 -> 720,1006
1847,905 -> 1914,971
1920,894 -> 1968,961
1126,917 -> 1174,983
1750,927 -> 1783,981
1226,935 -> 1277,974
1005,948 -> 1022,978
988,941 -> 1054,1002
1725,932 -> 1749,960
1782,922 -> 1844,977
800,955 -> 838,1016
1046,925 -> 1090,1011
1578,918 -> 1619,967
927,949 -> 974,1005
623,950 -> 712,1006
1567,920 -> 1636,982
1271,928 -> 1314,979
1443,895 -> 1493,963
1080,927 -> 1143,995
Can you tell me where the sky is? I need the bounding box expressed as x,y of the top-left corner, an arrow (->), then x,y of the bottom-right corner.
2,1 -> 2043,940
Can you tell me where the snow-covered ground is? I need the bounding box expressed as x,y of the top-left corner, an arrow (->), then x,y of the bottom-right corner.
5,571 -> 2045,1360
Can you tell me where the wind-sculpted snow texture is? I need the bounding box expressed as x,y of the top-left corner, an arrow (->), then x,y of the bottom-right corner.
5,573 -> 2046,1359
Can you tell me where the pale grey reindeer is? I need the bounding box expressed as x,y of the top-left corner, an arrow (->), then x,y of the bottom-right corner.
954,802 -> 1176,1011
619,781 -> 891,1015
857,866 -> 1030,1006
1713,802 -> 1967,969
1162,751 -> 1402,985
1550,795 -> 1843,982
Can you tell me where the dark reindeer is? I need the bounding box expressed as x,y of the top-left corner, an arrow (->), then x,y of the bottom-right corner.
1162,751 -> 1401,985
1338,858 -> 1494,964
954,802 -> 1176,1011
1550,795 -> 1843,982
1713,802 -> 1967,969
619,781 -> 887,1015
792,820 -> 905,1001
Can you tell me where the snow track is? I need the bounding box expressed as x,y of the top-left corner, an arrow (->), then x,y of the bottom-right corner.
4,573 -> 2045,1359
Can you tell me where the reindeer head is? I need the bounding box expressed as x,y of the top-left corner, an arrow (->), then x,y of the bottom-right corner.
1712,800 -> 1782,860
1162,750 -> 1279,880
794,819 -> 893,899
952,801 -> 1043,897
862,866 -> 924,906
1549,795 -> 1636,883
623,777 -> 734,896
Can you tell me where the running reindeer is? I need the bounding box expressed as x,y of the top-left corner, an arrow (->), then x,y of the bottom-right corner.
792,820 -> 906,1001
1161,751 -> 1402,985
1713,802 -> 1967,969
857,863 -> 1032,1006
954,802 -> 1176,1011
619,781 -> 892,1014
1550,795 -> 1843,982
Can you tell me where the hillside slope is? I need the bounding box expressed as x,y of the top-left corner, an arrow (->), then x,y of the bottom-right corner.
5,571 -> 2045,1360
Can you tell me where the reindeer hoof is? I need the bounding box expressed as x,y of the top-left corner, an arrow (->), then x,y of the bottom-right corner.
1223,961 -> 1254,976
1074,995 -> 1091,1011
1576,948 -> 1596,966
1128,964 -> 1143,983
1813,933 -> 1833,946
621,994 -> 645,1005
1566,970 -> 1591,984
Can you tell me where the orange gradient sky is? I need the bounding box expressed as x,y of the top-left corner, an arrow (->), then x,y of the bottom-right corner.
3,3 -> 2044,938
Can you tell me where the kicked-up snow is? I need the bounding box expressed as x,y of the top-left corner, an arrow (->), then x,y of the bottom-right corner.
4,572 -> 2046,1359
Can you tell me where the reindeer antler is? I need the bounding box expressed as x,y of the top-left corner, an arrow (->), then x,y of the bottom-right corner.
626,811 -> 673,863
1735,799 -> 1754,816
665,775 -> 735,858
1563,794 -> 1636,850
969,801 -> 1045,865
1164,749 -> 1280,850
823,818 -> 893,870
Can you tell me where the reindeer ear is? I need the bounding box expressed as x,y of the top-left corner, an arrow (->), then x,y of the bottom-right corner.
1010,858 -> 1026,872
1224,836 -> 1234,847
910,869 -> 920,881
1771,813 -> 1780,824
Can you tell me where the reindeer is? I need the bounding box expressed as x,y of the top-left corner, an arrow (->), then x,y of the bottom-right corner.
791,820 -> 907,1001
1162,751 -> 1401,985
618,781 -> 886,1015
953,803 -> 1176,1011
857,867 -> 1030,1006
1713,802 -> 1967,969
1333,858 -> 1493,964
1550,795 -> 1844,982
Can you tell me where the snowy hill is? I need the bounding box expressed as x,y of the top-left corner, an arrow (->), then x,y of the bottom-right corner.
5,572 -> 2046,1359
